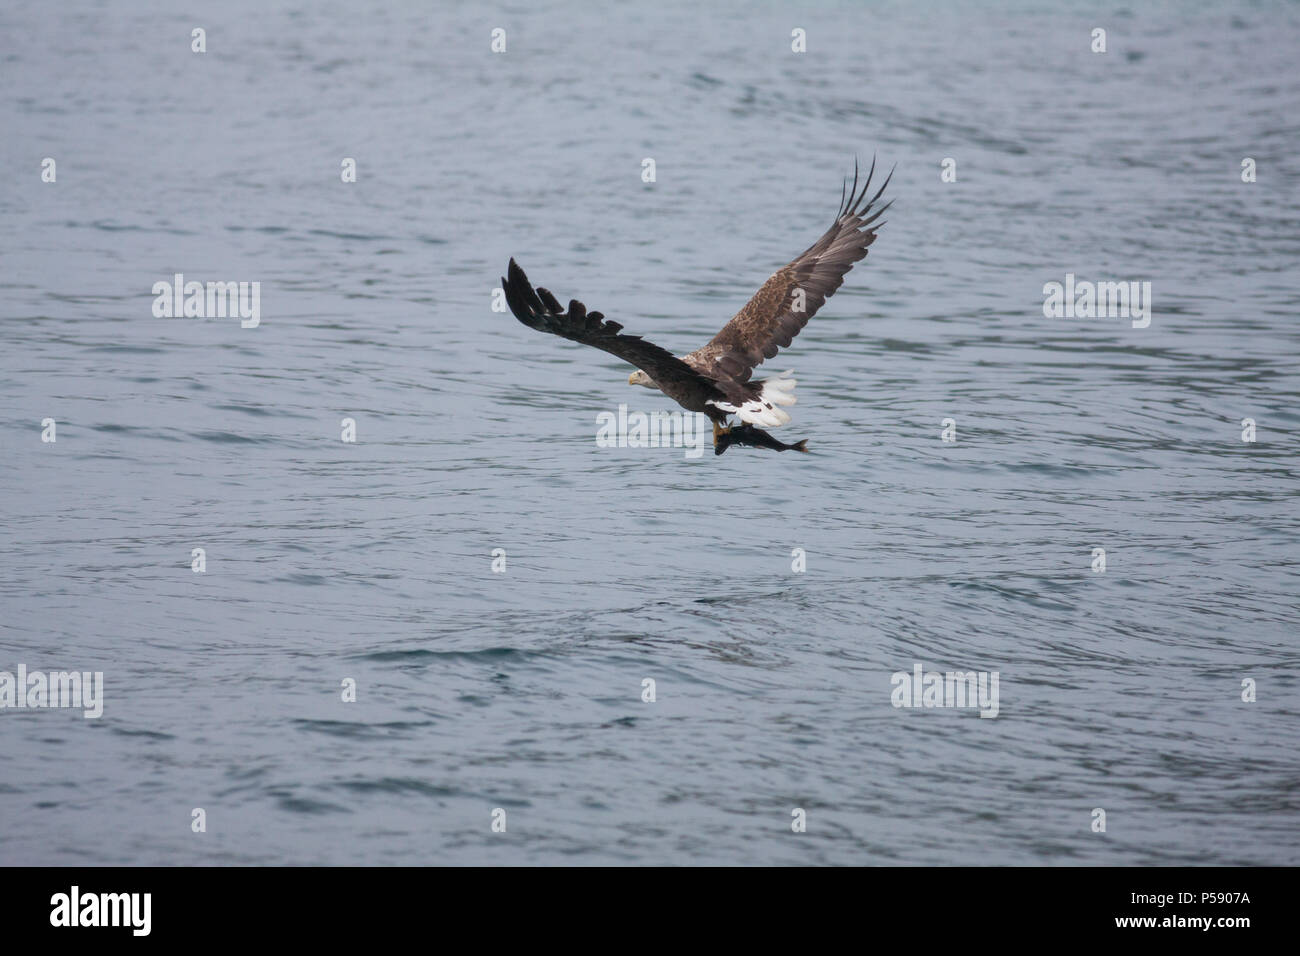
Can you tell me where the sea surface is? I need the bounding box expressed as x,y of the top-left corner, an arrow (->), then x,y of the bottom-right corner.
1,1 -> 1297,865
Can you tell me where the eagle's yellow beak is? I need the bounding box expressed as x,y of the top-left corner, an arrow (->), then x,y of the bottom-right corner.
628,373 -> 638,385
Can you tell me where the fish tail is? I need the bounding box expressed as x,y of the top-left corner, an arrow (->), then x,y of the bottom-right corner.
791,439 -> 809,453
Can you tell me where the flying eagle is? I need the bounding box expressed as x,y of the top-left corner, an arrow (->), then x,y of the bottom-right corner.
503,159 -> 891,449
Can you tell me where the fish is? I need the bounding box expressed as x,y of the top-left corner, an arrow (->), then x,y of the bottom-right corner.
714,423 -> 811,456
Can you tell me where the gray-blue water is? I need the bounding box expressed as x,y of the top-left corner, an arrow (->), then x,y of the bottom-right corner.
2,1 -> 1298,865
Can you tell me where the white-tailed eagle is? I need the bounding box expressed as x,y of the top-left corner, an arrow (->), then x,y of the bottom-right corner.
503,159 -> 891,450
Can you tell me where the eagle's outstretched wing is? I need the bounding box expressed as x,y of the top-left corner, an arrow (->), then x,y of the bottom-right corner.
502,259 -> 728,410
688,158 -> 892,385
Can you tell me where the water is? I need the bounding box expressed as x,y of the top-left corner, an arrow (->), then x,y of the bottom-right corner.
1,1 -> 1297,865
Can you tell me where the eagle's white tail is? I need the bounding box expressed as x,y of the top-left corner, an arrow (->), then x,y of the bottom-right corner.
708,371 -> 797,428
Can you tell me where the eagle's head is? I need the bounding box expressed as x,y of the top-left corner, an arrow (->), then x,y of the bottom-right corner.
628,370 -> 656,388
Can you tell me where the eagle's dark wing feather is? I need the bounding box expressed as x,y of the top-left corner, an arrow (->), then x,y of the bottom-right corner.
688,158 -> 892,384
502,259 -> 728,411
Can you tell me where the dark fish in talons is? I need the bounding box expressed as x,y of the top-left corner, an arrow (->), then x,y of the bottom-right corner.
714,423 -> 810,456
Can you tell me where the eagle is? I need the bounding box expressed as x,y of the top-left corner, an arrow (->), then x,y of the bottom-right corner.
503,158 -> 891,450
